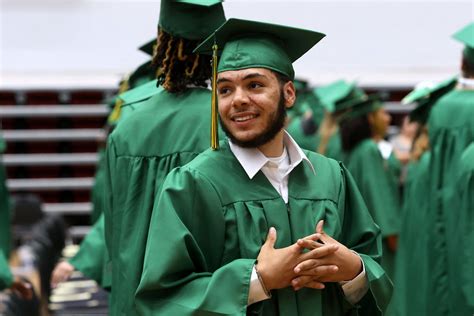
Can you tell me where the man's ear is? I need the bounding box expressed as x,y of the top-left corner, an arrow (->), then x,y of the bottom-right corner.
283,81 -> 296,109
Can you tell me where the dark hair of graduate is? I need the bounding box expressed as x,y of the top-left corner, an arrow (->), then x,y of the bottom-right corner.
153,28 -> 212,93
461,55 -> 474,78
339,115 -> 372,153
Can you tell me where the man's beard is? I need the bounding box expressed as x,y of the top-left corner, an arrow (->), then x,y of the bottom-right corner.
219,91 -> 287,148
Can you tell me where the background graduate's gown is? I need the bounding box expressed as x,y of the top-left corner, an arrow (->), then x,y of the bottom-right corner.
104,87 -> 218,315
390,152 -> 431,316
427,88 -> 474,316
136,141 -> 392,316
341,139 -> 400,278
0,134 -> 12,290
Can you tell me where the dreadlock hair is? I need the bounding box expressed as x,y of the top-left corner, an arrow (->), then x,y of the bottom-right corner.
339,115 -> 372,153
153,28 -> 212,93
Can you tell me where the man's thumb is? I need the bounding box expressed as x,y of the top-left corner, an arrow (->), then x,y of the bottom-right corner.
264,227 -> 277,248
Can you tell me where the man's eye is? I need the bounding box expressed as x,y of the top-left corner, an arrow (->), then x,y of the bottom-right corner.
218,87 -> 231,95
250,82 -> 263,89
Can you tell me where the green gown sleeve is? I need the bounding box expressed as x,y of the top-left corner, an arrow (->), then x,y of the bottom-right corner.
90,149 -> 106,225
136,167 -> 255,316
68,214 -> 108,287
0,252 -> 13,290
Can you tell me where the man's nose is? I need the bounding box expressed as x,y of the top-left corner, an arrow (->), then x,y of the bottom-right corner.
232,87 -> 249,108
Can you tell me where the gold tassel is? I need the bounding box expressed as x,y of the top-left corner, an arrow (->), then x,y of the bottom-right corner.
211,44 -> 219,150
108,76 -> 130,125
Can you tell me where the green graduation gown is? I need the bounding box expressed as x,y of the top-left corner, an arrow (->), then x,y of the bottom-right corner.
341,139 -> 400,278
390,152 -> 431,316
104,87 -> 216,315
456,143 -> 474,314
136,141 -> 392,316
426,88 -> 474,315
69,214 -> 110,288
0,138 -> 12,290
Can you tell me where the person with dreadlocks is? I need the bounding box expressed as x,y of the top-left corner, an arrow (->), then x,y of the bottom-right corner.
102,1 -> 226,315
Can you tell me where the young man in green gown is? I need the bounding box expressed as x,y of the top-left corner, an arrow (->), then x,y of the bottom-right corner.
136,18 -> 392,315
426,21 -> 474,316
103,1 -> 226,315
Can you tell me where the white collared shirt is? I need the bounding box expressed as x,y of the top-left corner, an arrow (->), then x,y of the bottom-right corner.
228,132 -> 369,306
229,132 -> 315,204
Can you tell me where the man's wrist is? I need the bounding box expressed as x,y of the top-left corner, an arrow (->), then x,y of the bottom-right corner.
254,260 -> 271,296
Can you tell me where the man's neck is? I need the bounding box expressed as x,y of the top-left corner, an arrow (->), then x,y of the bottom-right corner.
257,130 -> 285,157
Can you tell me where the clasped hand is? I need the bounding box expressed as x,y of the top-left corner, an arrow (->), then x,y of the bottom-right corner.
256,220 -> 361,292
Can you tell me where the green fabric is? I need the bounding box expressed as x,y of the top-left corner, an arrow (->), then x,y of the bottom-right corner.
69,214 -> 110,289
457,143 -> 474,312
285,91 -> 325,152
286,117 -> 318,152
136,140 -> 392,315
0,163 -> 11,263
90,149 -> 106,224
104,87 -> 221,315
315,80 -> 356,113
0,149 -> 12,290
389,152 -> 431,316
403,77 -> 457,124
0,252 -> 13,290
342,139 -> 400,278
195,18 -> 325,80
0,136 -> 6,154
159,0 -> 226,40
119,80 -> 162,107
427,88 -> 474,316
452,22 -> 474,63
339,95 -> 383,122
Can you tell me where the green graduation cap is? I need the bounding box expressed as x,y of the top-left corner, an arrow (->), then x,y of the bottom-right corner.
195,18 -> 326,80
403,77 -> 457,123
138,39 -> 156,57
452,22 -> 474,63
315,80 -> 366,113
194,18 -> 325,149
293,78 -> 310,92
338,94 -> 383,122
159,0 -> 226,40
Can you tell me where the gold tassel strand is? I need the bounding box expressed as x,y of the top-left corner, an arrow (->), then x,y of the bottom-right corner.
211,44 -> 219,150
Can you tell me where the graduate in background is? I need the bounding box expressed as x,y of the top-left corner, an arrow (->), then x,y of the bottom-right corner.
426,21 -> 474,316
314,80 -> 367,160
388,77 -> 456,316
136,18 -> 392,316
49,38 -> 158,291
103,1 -> 226,315
338,95 -> 400,278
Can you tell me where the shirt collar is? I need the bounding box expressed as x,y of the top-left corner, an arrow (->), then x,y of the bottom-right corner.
228,131 -> 315,179
458,77 -> 474,90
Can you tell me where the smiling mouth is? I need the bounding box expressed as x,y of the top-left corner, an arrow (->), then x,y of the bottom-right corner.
232,114 -> 258,122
